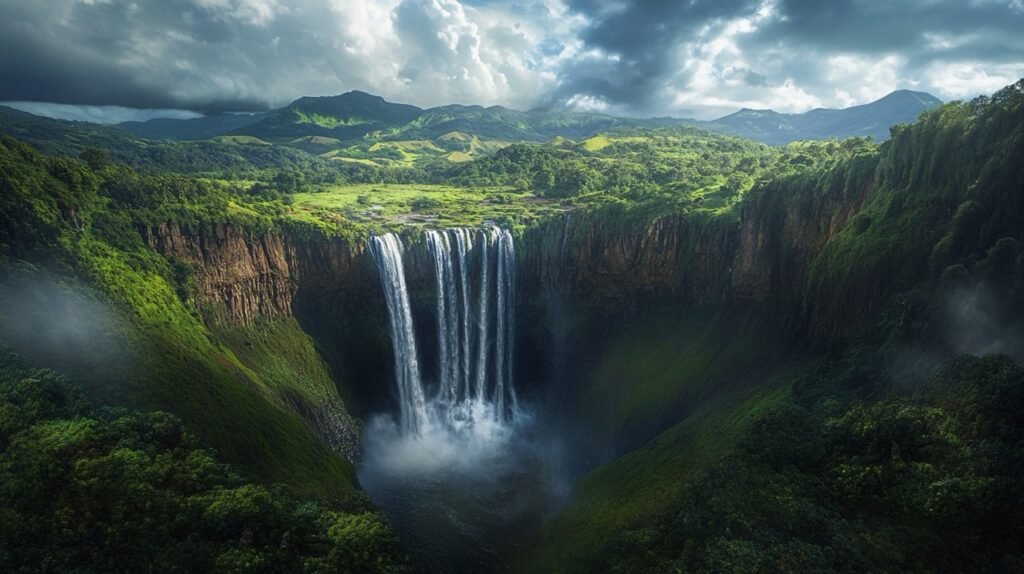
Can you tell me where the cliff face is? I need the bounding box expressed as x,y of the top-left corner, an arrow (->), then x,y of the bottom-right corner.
519,175 -> 872,329
519,213 -> 737,309
142,223 -> 295,326
732,179 -> 874,307
142,223 -> 378,327
144,171 -> 874,344
142,223 -> 381,460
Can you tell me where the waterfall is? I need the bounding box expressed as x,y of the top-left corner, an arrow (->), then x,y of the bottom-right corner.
493,229 -> 516,416
452,229 -> 473,403
426,230 -> 459,406
369,227 -> 518,434
369,233 -> 430,434
474,229 -> 495,402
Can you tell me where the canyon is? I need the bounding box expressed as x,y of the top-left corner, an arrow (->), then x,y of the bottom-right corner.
138,162 -> 876,465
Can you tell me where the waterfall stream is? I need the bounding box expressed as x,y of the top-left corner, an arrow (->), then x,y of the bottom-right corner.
368,233 -> 430,434
370,227 -> 518,433
493,228 -> 516,417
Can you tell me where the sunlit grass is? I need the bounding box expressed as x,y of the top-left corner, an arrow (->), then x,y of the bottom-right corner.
288,183 -> 568,232
579,134 -> 611,151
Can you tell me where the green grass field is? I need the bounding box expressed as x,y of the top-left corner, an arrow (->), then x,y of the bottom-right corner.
288,183 -> 568,232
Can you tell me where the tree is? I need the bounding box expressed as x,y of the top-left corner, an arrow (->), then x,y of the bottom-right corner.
79,147 -> 112,171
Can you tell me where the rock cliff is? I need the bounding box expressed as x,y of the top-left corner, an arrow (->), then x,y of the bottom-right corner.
519,213 -> 737,309
144,164 -> 874,340
141,223 -> 379,327
517,170 -> 874,337
142,223 -> 295,326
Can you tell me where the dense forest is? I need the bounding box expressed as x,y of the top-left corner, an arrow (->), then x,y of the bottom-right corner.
0,351 -> 407,573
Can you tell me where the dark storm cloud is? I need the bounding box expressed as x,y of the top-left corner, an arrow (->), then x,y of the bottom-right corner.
552,0 -> 1024,116
0,0 -> 1022,120
0,0 -> 559,118
762,0 -> 1021,52
0,0 -> 278,112
553,0 -> 759,107
745,0 -> 1024,81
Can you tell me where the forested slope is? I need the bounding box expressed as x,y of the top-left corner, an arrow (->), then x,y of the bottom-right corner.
0,352 -> 406,573
0,136 -> 365,497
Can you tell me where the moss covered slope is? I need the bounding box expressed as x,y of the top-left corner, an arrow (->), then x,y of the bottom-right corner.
0,137 -> 357,499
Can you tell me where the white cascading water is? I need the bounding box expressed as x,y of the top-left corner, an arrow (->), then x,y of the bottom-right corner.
425,230 -> 458,406
368,233 -> 430,433
452,229 -> 473,403
493,228 -> 516,417
474,228 -> 494,402
370,227 -> 518,435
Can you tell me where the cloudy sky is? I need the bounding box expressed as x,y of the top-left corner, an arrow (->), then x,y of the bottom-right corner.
1,0 -> 1023,122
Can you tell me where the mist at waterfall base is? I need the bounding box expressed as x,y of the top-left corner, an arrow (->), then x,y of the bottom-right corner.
358,229 -> 571,572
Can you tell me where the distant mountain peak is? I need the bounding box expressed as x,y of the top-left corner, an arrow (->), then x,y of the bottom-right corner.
712,90 -> 942,144
883,88 -> 939,98
236,90 -> 423,139
287,90 -> 392,107
719,108 -> 780,121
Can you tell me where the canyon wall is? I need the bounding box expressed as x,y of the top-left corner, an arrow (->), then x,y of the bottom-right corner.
140,174 -> 876,456
141,223 -> 376,327
141,223 -> 383,459
143,171 -> 874,341
518,213 -> 737,309
517,172 -> 873,335
143,223 -> 293,325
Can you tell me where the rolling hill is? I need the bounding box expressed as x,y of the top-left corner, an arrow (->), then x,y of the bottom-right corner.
0,105 -> 361,175
387,104 -> 679,142
119,112 -> 266,141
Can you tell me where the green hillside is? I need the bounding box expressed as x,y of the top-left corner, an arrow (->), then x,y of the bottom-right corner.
119,112 -> 266,141
238,91 -> 423,140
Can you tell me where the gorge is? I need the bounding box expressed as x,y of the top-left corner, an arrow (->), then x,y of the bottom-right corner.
123,162 -> 884,572
1,80 -> 1023,573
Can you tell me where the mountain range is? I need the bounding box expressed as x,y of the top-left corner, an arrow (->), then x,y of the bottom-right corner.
115,89 -> 942,146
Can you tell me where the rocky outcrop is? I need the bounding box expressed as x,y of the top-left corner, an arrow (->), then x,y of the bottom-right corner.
143,223 -> 295,326
732,179 -> 874,304
142,223 -> 379,326
519,213 -> 738,309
